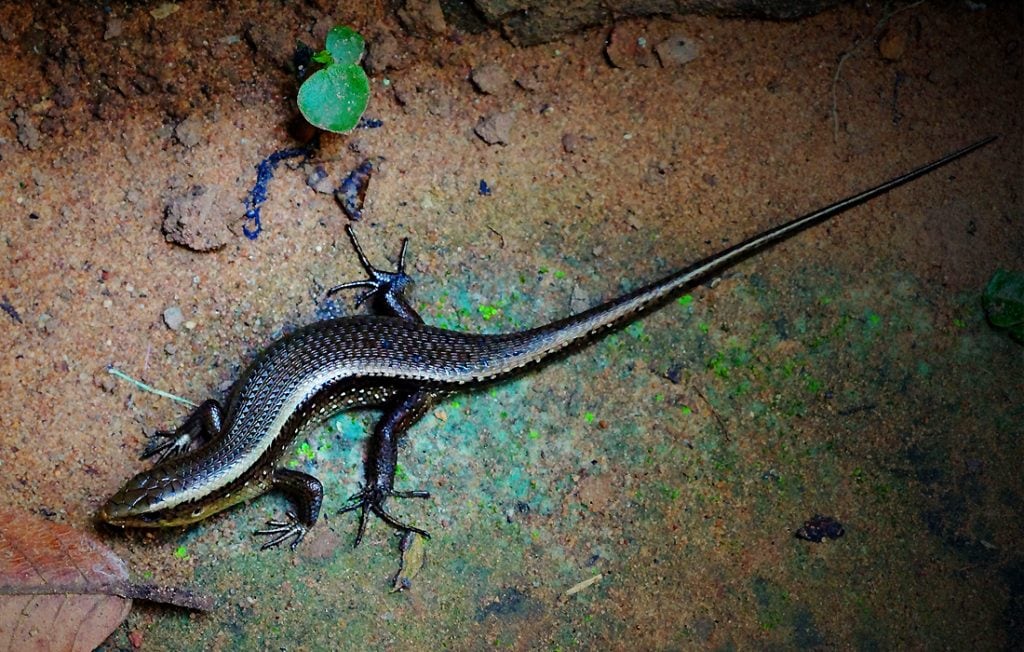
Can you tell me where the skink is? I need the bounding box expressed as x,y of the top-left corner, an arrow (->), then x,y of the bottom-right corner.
98,137 -> 994,549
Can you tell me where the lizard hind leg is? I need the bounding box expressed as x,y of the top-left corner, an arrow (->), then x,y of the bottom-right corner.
255,468 -> 324,550
325,225 -> 421,322
337,387 -> 442,546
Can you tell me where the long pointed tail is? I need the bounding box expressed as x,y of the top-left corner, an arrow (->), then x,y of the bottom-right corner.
486,136 -> 995,375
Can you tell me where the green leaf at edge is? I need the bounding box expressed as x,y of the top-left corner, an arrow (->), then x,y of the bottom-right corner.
312,49 -> 333,65
297,64 -> 370,133
982,269 -> 1024,329
325,26 -> 365,67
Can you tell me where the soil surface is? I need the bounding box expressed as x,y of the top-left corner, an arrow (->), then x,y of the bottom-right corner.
1,2 -> 1021,650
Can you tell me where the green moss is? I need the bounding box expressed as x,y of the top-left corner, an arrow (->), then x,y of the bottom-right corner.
478,304 -> 499,320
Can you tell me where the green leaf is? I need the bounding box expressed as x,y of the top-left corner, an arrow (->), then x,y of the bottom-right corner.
982,269 -> 1024,342
325,25 -> 364,67
297,64 -> 370,133
312,49 -> 333,65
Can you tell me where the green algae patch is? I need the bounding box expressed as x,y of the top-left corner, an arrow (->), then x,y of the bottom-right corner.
982,269 -> 1024,342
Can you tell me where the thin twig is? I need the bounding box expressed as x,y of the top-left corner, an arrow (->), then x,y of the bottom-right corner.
695,387 -> 729,440
563,573 -> 603,599
831,0 -> 927,144
487,225 -> 506,249
107,366 -> 196,407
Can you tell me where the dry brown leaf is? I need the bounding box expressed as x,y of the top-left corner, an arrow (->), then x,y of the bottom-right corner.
0,508 -> 212,652
391,531 -> 426,592
0,509 -> 131,651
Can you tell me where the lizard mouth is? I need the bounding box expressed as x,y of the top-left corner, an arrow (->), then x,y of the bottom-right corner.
96,498 -> 160,527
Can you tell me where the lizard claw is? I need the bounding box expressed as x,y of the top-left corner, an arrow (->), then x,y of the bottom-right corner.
337,485 -> 430,547
255,511 -> 309,550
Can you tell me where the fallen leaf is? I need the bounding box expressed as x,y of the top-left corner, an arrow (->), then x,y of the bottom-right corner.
391,531 -> 426,592
0,509 -> 212,651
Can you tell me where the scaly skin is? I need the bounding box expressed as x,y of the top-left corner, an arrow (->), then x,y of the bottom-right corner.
97,137 -> 994,549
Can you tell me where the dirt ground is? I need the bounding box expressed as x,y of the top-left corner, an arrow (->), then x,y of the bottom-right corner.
1,1 -> 1021,650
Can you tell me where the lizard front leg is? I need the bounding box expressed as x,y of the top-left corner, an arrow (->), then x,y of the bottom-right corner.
141,398 -> 223,463
326,225 -> 422,323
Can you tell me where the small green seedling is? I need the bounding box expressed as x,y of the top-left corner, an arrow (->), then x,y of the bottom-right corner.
982,269 -> 1024,343
297,26 -> 370,133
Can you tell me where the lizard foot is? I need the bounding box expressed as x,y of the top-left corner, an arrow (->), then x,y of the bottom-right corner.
140,429 -> 193,463
337,485 -> 430,547
255,511 -> 309,550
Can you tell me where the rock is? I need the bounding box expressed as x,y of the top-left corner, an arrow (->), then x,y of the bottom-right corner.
162,185 -> 230,252
570,283 -> 592,313
348,137 -> 369,154
149,3 -> 179,20
562,132 -> 579,153
364,32 -> 405,74
397,0 -> 447,38
104,17 -> 124,41
655,34 -> 699,67
12,108 -> 41,150
474,111 -> 515,145
468,0 -> 844,46
515,67 -> 542,92
425,88 -> 452,118
163,305 -> 185,330
471,63 -> 511,95
173,114 -> 203,148
245,21 -> 293,70
576,474 -> 614,514
878,27 -> 906,61
94,373 -> 117,393
306,165 -> 333,194
606,22 -> 657,68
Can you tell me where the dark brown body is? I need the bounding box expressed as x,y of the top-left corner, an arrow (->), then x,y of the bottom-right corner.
98,138 -> 994,549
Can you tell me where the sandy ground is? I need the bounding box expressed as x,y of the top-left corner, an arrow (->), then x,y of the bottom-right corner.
1,1 -> 1022,649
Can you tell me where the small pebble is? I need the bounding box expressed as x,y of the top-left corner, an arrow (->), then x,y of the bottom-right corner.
655,35 -> 699,68
364,32 -> 403,75
562,133 -> 578,154
93,373 -> 116,393
164,343 -> 177,355
474,111 -> 515,145
606,22 -> 657,68
878,28 -> 906,61
163,306 -> 184,330
104,17 -> 124,41
162,185 -> 229,252
305,165 -> 333,195
173,114 -> 203,148
470,63 -> 511,95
